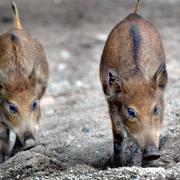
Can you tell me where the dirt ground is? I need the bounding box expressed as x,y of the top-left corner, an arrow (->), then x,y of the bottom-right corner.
0,0 -> 180,179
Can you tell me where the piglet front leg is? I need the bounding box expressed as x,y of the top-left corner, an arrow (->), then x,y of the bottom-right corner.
0,123 -> 9,163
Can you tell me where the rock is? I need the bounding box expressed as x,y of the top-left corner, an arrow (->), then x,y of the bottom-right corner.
45,108 -> 55,117
48,81 -> 71,96
57,63 -> 67,71
82,127 -> 91,133
95,33 -> 108,42
41,96 -> 55,106
59,49 -> 71,60
75,80 -> 83,87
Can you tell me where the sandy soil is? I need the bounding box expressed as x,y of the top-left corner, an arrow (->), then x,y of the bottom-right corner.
0,0 -> 179,179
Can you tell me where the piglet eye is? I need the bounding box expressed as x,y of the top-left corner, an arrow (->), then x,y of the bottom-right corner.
127,108 -> 136,118
31,100 -> 39,111
153,106 -> 160,116
8,103 -> 18,114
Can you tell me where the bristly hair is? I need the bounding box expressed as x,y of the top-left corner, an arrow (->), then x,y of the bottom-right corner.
129,24 -> 141,70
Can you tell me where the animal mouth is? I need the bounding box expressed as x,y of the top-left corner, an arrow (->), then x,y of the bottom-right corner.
143,153 -> 160,161
142,144 -> 160,161
10,135 -> 36,156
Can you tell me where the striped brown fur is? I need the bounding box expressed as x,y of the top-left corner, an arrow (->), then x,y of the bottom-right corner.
100,0 -> 167,166
0,1 -> 49,162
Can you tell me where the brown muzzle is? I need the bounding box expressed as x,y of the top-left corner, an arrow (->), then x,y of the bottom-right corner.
23,131 -> 36,150
142,144 -> 160,161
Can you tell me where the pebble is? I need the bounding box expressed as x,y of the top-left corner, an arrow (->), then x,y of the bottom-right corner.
60,49 -> 71,60
93,48 -> 102,60
82,127 -> 91,133
16,175 -> 20,179
75,80 -> 83,87
45,108 -> 55,117
57,63 -> 67,71
24,139 -> 36,150
95,33 -> 108,42
41,96 -> 55,106
176,113 -> 180,117
76,144 -> 82,148
48,80 -> 71,96
34,176 -> 41,180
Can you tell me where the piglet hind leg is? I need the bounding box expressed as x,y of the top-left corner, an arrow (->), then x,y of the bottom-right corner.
0,123 -> 10,163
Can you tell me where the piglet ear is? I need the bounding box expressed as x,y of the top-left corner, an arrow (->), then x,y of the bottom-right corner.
152,63 -> 168,89
29,60 -> 39,87
109,70 -> 117,86
0,72 -> 8,98
0,72 -> 6,90
29,60 -> 48,99
107,69 -> 124,96
0,81 -> 3,90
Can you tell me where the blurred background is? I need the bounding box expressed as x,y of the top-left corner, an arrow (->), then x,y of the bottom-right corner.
0,0 -> 179,178
0,0 -> 179,90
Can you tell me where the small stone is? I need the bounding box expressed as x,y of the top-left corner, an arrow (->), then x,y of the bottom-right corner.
175,113 -> 180,117
34,176 -> 41,180
57,63 -> 66,71
41,96 -> 55,106
45,108 -> 55,117
95,33 -> 108,42
48,81 -> 71,95
75,80 -> 83,87
24,139 -> 36,150
16,175 -> 20,179
82,127 -> 91,133
76,144 -> 81,148
60,49 -> 71,60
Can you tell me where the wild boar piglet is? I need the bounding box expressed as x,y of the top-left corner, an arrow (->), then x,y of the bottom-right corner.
100,0 -> 167,166
0,1 -> 49,162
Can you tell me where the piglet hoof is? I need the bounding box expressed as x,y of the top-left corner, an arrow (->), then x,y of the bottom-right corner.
113,155 -> 124,167
113,161 -> 124,168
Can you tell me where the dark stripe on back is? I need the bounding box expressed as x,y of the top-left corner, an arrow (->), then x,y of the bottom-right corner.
129,24 -> 141,67
11,32 -> 18,43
